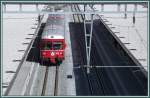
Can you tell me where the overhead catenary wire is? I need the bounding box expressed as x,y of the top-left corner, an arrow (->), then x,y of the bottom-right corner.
104,16 -> 147,19
3,17 -> 37,19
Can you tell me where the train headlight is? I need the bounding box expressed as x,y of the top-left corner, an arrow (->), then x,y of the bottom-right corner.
42,52 -> 46,55
51,52 -> 55,56
57,52 -> 60,55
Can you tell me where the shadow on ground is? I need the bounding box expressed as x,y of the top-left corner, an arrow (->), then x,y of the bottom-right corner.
26,23 -> 45,63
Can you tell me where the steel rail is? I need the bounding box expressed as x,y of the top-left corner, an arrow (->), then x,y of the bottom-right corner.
92,18 -> 147,95
41,66 -> 49,96
91,37 -> 116,95
70,5 -> 76,22
40,63 -> 59,96
91,52 -> 106,95
54,65 -> 59,96
95,11 -> 147,77
74,5 -> 94,94
76,5 -> 84,21
73,5 -> 81,22
82,67 -> 93,95
78,38 -> 93,95
71,4 -> 82,23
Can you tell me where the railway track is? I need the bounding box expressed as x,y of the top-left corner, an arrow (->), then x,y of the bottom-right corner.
54,66 -> 59,96
77,39 -> 93,95
78,35 -> 106,95
5,5 -> 75,96
91,19 -> 147,95
71,4 -> 107,95
90,44 -> 116,95
40,63 -> 59,96
30,5 -> 74,96
70,4 -> 147,95
41,66 -> 48,96
71,4 -> 102,95
71,5 -> 83,22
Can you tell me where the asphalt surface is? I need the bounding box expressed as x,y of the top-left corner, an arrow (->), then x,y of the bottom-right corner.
69,19 -> 147,96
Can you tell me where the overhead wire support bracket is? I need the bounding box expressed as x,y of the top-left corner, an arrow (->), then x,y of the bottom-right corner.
83,4 -> 94,74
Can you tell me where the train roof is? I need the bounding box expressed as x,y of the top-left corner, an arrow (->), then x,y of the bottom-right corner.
41,34 -> 64,40
41,14 -> 65,40
41,26 -> 64,39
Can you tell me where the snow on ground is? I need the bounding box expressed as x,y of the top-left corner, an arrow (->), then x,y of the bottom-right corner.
79,4 -> 148,71
2,4 -> 148,95
2,5 -> 45,94
2,14 -> 39,94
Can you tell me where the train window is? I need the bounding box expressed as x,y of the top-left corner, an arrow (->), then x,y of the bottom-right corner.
41,42 -> 52,50
46,43 -> 52,50
53,42 -> 62,50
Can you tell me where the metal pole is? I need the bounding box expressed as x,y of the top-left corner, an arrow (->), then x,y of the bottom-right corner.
19,4 -> 22,12
3,4 -> 6,12
84,4 -> 86,20
38,14 -> 40,24
133,4 -> 137,16
124,4 -> 127,19
87,14 -> 94,74
64,14 -> 66,40
101,4 -> 104,12
133,4 -> 137,25
83,5 -> 88,67
36,4 -> 39,12
117,4 -> 120,12
52,6 -> 55,12
83,4 -> 90,74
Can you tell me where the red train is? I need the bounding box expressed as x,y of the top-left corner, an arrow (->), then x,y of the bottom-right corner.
40,14 -> 66,64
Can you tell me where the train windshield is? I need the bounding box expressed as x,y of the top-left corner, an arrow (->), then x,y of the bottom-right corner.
41,41 -> 63,50
53,42 -> 62,50
41,42 -> 52,50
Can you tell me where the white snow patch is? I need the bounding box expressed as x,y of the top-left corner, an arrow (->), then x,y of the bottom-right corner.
2,13 -> 39,94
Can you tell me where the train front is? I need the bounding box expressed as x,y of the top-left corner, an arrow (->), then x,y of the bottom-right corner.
40,14 -> 66,64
